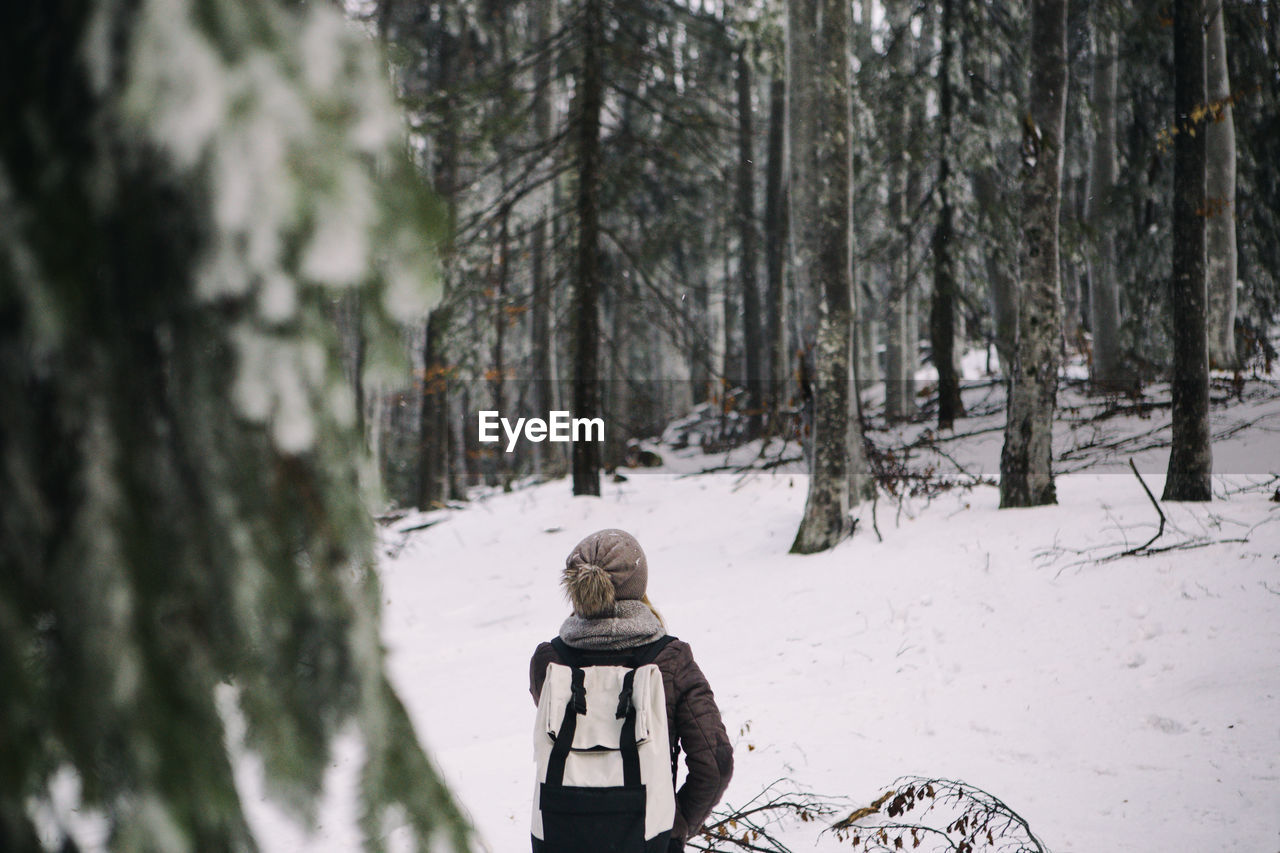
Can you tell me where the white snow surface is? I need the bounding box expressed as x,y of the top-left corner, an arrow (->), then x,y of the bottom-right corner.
241,384 -> 1280,853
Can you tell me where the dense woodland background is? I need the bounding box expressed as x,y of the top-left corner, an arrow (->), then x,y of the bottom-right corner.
356,0 -> 1279,524
2,0 -> 1278,849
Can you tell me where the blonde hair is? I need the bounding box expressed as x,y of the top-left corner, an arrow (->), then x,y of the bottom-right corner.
642,594 -> 666,629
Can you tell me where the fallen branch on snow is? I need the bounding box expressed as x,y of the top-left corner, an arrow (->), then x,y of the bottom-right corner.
826,776 -> 1050,853
690,779 -> 845,853
1119,458 -> 1166,557
1033,462 -> 1279,571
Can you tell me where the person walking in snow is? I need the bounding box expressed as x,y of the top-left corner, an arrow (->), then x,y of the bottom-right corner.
530,528 -> 733,853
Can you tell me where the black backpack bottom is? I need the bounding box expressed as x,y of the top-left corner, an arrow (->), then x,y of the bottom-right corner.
533,783 -> 671,853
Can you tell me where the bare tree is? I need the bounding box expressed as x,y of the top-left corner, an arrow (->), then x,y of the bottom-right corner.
884,0 -> 918,422
572,0 -> 604,496
529,0 -> 566,480
1205,0 -> 1238,369
974,165 -> 1018,380
415,5 -> 463,510
1085,11 -> 1135,392
1163,0 -> 1213,501
787,0 -> 820,425
791,0 -> 870,553
1000,0 -> 1069,508
930,0 -> 966,430
737,47 -> 766,437
764,76 -> 790,427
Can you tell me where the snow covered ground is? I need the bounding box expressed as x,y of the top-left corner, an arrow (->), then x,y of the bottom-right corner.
244,380 -> 1280,853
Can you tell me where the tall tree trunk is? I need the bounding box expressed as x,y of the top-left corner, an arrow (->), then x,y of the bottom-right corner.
854,0 -> 879,398
1205,0 -> 1238,369
417,307 -> 452,507
722,205 -> 740,386
492,203 -> 511,490
1060,175 -> 1083,348
571,0 -> 604,496
908,0 -> 932,392
764,76 -> 789,429
736,48 -> 766,437
884,0 -> 917,421
550,157 -> 568,417
491,13 -> 512,492
529,0 -> 563,480
1164,0 -> 1213,501
415,11 -> 459,510
791,0 -> 868,553
787,0 -> 820,449
899,2 -> 933,415
456,384 -> 476,489
1085,18 -> 1132,391
930,0 -> 965,430
1000,0 -> 1068,508
973,166 -> 1018,378
604,261 -> 628,470
718,212 -> 731,390
856,282 -> 879,396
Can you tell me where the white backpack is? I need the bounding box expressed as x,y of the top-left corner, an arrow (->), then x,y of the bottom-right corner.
532,636 -> 676,853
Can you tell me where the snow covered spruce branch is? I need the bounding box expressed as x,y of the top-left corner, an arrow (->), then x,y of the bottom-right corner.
2,0 -> 468,849
826,777 -> 1049,853
688,779 -> 845,853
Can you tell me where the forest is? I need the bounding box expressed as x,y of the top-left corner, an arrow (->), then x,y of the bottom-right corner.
2,0 -> 1278,850
359,0 -> 1278,535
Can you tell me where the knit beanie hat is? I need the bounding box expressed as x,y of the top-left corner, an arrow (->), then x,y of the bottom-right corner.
562,528 -> 648,618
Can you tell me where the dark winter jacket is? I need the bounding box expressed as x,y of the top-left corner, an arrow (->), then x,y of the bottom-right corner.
530,636 -> 734,849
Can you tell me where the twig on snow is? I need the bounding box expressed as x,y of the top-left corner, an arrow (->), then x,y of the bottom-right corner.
1120,458 -> 1166,557
689,779 -> 845,853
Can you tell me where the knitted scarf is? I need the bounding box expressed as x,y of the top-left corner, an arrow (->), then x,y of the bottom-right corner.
558,600 -> 666,651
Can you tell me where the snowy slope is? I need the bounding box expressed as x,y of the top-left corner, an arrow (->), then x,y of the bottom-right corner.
370,472 -> 1279,853
240,385 -> 1280,853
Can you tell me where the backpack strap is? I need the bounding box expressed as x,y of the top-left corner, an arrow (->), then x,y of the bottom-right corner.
549,634 -> 676,668
632,634 -> 676,666
617,669 -> 641,788
549,636 -> 579,667
545,666 -> 585,786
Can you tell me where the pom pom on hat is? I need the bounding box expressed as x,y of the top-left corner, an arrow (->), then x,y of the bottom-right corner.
562,563 -> 616,618
561,529 -> 648,617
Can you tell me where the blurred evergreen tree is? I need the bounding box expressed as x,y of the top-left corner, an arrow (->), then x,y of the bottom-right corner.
0,0 -> 469,850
